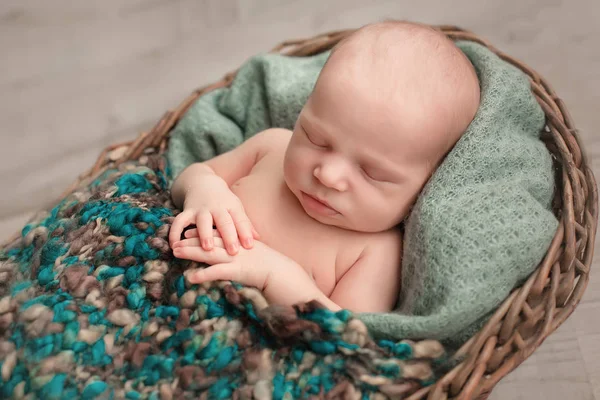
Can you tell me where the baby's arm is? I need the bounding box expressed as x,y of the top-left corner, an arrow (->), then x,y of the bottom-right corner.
170,128 -> 286,251
329,230 -> 403,313
179,234 -> 343,310
171,128 -> 284,207
181,229 -> 402,312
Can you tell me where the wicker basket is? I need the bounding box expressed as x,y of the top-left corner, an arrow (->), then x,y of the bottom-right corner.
13,25 -> 598,400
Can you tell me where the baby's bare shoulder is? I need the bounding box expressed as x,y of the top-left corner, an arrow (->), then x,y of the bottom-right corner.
330,228 -> 403,311
361,228 -> 403,267
339,228 -> 402,274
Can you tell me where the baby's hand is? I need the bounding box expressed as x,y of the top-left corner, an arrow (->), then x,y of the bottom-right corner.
169,191 -> 260,255
182,225 -> 260,250
175,232 -> 274,290
177,233 -> 326,309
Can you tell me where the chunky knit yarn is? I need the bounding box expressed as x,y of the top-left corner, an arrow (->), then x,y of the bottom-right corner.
0,155 -> 451,399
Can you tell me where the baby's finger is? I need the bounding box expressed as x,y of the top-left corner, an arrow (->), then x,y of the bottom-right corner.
183,228 -> 198,238
169,210 -> 193,247
212,209 -> 239,255
185,261 -> 244,285
212,234 -> 225,248
251,225 -> 261,240
196,211 -> 214,251
173,236 -> 225,250
172,237 -> 200,248
229,207 -> 254,249
173,243 -> 232,265
184,229 -> 222,239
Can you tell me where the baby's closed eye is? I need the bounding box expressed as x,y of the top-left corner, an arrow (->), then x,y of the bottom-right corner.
303,127 -> 328,148
360,166 -> 397,184
361,167 -> 386,182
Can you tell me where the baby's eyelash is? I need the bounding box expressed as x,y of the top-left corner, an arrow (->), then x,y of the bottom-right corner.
361,168 -> 391,183
361,168 -> 377,180
304,130 -> 327,148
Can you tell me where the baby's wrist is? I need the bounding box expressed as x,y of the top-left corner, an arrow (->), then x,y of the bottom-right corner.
183,177 -> 228,203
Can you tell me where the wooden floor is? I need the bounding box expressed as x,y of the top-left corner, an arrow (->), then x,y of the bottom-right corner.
1,1 -> 599,398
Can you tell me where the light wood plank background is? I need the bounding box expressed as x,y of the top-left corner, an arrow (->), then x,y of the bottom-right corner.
1,1 -> 598,398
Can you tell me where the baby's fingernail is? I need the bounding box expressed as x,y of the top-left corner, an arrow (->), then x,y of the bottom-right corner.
184,269 -> 200,283
244,238 -> 253,248
229,243 -> 239,254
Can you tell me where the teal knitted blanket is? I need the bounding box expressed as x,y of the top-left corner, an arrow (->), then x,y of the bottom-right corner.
167,41 -> 559,350
0,156 -> 450,398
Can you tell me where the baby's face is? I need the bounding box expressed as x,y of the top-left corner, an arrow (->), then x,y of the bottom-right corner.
283,68 -> 447,232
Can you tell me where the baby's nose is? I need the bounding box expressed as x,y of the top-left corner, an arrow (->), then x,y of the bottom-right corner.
313,164 -> 349,192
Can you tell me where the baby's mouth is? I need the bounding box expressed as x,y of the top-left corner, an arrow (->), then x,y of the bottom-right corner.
300,192 -> 339,215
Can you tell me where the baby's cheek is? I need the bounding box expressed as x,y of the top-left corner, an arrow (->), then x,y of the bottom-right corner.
284,160 -> 304,195
367,192 -> 400,229
290,150 -> 312,177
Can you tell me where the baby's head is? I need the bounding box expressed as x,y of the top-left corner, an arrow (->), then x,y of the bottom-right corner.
284,21 -> 480,232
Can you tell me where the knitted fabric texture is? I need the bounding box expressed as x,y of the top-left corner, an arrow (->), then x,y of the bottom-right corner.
166,40 -> 559,350
167,51 -> 330,179
0,155 -> 452,399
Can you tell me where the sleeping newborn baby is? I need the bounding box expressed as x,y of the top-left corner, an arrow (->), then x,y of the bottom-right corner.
169,21 -> 480,313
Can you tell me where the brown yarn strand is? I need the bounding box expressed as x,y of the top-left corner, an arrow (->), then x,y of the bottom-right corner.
4,25 -> 597,400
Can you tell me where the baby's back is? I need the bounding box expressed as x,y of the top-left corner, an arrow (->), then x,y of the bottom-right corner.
229,131 -> 377,296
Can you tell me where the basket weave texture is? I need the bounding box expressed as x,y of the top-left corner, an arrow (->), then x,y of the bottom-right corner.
13,25 -> 599,399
